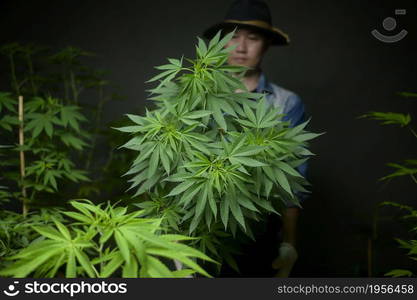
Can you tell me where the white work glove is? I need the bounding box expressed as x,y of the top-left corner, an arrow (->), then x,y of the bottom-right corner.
174,260 -> 194,278
271,242 -> 298,277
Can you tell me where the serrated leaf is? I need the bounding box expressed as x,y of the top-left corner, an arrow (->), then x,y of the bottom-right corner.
147,146 -> 160,178
74,248 -> 96,277
210,96 -> 227,130
228,195 -> 245,230
184,110 -> 212,119
115,230 -> 130,265
220,197 -> 229,229
101,251 -> 124,277
384,269 -> 413,277
66,250 -> 77,278
275,169 -> 293,196
293,132 -> 324,142
231,157 -> 267,167
33,226 -> 66,241
166,180 -> 195,197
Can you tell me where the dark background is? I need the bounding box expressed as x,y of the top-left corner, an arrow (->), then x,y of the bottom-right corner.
1,0 -> 416,277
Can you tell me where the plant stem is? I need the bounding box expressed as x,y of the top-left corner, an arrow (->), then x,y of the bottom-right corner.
102,144 -> 114,174
18,96 -> 28,217
409,128 -> 417,139
25,53 -> 38,96
63,65 -> 69,102
70,70 -> 78,104
98,240 -> 104,276
9,54 -> 21,96
411,174 -> 417,184
85,86 -> 105,170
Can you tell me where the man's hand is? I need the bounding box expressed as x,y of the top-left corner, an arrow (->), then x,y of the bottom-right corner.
271,242 -> 298,277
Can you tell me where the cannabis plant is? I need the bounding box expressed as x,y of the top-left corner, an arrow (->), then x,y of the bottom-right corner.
0,208 -> 64,269
0,43 -> 214,279
117,30 -> 320,258
0,92 -> 90,212
0,199 -> 214,278
361,92 -> 417,277
0,43 -> 128,206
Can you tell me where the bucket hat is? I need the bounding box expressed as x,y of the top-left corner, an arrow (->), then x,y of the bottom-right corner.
202,0 -> 290,46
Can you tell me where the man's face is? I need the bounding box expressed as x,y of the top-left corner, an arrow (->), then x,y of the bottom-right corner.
225,28 -> 269,69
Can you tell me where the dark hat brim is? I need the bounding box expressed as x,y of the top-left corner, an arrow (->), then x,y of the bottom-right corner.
202,20 -> 290,46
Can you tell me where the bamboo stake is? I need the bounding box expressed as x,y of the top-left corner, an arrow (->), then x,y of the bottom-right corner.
18,95 -> 28,217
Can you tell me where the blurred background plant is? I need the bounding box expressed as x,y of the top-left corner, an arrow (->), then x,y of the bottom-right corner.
360,91 -> 417,277
0,42 -> 150,276
0,42 -> 135,212
0,92 -> 90,212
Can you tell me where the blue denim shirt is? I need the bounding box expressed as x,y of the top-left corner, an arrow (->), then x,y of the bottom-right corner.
254,73 -> 306,127
254,73 -> 309,206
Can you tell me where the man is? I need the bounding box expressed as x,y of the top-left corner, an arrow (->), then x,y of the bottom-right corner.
203,0 -> 308,277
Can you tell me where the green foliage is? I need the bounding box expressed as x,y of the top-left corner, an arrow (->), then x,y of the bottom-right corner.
0,92 -> 90,206
380,201 -> 417,277
0,199 -> 215,278
361,103 -> 417,185
0,208 -> 63,267
380,160 -> 417,183
398,92 -> 417,98
116,30 -> 321,269
0,41 -> 130,208
188,222 -> 241,273
384,269 -> 413,277
0,42 -> 214,278
362,92 -> 417,277
0,185 -> 12,205
358,111 -> 411,127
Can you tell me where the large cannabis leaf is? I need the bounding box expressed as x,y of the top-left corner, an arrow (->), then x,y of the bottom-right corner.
0,199 -> 214,278
117,30 -> 322,235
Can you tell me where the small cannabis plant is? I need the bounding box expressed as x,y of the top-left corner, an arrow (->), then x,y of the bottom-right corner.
0,199 -> 214,278
0,92 -> 90,212
361,92 -> 417,277
0,43 -> 129,211
117,30 -> 320,255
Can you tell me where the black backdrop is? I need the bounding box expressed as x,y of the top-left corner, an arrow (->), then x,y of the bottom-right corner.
1,0 -> 416,277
